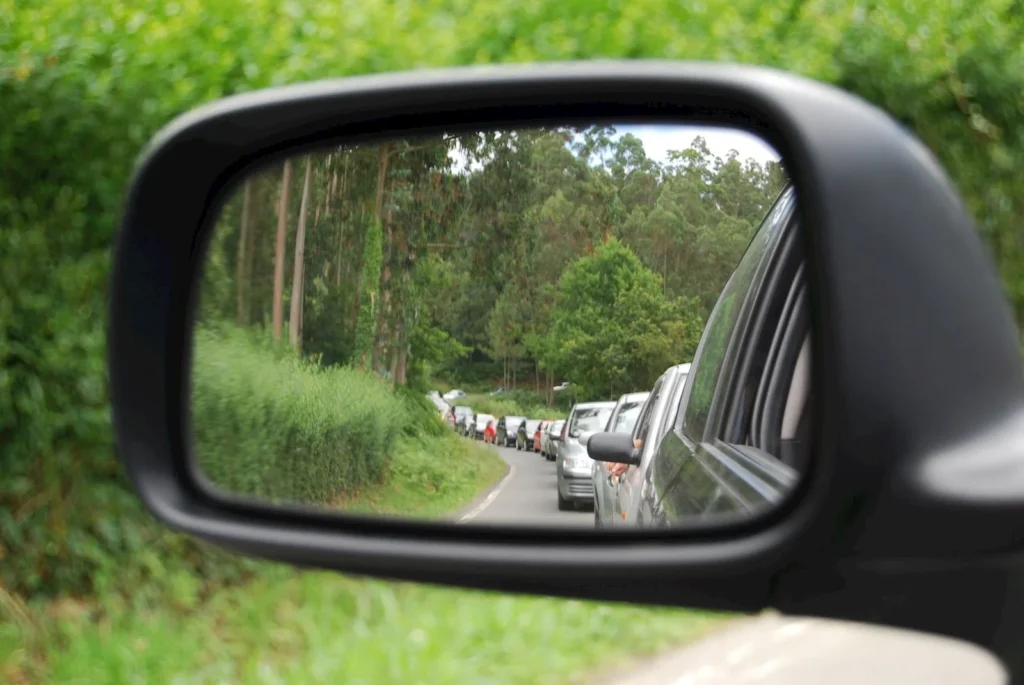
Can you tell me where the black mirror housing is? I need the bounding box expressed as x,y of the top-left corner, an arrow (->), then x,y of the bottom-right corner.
109,61 -> 1024,673
587,432 -> 640,466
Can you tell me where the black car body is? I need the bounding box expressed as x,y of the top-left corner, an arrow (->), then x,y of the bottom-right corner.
496,416 -> 526,447
516,419 -> 542,451
631,185 -> 806,528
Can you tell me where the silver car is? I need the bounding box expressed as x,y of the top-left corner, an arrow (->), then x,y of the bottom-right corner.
592,391 -> 650,527
472,413 -> 496,440
556,401 -> 615,511
541,420 -> 564,460
614,363 -> 691,526
452,406 -> 473,432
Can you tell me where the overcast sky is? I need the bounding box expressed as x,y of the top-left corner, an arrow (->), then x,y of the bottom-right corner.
613,124 -> 781,166
448,123 -> 780,173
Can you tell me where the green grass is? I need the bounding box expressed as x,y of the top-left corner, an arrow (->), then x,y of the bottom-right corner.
2,358 -> 726,684
191,324 -> 406,506
6,571 -> 730,684
338,432 -> 508,519
1,418 -> 732,685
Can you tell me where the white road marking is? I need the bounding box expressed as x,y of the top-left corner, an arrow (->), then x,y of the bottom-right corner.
457,462 -> 516,523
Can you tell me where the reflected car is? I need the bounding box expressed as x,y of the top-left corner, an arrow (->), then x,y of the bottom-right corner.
602,366 -> 690,528
451,406 -> 473,432
541,420 -> 565,461
637,187 -> 807,528
472,413 -> 496,440
556,401 -> 615,511
517,419 -> 542,451
592,391 -> 651,528
496,416 -> 526,447
532,420 -> 552,453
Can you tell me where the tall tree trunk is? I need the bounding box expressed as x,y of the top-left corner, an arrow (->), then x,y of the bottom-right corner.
512,355 -> 517,390
391,223 -> 411,386
272,160 -> 293,341
289,157 -> 313,350
373,201 -> 395,372
235,178 -> 253,325
535,361 -> 540,393
547,369 -> 554,406
371,146 -> 393,373
334,153 -> 350,287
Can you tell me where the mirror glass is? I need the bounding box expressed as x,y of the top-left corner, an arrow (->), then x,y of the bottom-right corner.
193,121 -> 809,530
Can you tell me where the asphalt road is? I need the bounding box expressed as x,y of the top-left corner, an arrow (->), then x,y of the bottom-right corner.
455,439 -> 594,527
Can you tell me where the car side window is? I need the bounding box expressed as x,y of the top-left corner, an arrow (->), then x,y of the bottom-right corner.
632,377 -> 665,447
681,187 -> 797,442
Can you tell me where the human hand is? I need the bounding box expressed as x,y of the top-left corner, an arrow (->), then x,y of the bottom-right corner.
607,462 -> 628,478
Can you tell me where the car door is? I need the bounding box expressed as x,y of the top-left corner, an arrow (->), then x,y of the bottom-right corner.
639,186 -> 806,528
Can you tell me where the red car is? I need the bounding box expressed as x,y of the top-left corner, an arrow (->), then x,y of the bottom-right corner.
534,420 -> 552,452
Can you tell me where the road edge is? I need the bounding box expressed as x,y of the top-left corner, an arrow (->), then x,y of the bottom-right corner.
453,456 -> 515,523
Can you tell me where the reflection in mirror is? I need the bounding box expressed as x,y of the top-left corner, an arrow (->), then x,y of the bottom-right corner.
193,121 -> 807,530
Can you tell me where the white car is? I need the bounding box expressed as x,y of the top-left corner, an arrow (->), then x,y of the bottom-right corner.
472,413 -> 496,440
443,389 -> 466,401
426,393 -> 450,418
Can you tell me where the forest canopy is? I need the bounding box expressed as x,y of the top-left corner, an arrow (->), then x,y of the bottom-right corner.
200,123 -> 789,401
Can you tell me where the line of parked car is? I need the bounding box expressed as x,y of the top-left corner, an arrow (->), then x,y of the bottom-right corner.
433,186 -> 809,528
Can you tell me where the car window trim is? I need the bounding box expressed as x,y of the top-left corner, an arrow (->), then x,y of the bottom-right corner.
718,211 -> 802,446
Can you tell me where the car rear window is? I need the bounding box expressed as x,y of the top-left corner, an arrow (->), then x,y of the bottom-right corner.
570,406 -> 613,435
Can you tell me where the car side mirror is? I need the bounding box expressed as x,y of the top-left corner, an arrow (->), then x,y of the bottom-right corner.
110,61 -> 1024,676
587,432 -> 641,466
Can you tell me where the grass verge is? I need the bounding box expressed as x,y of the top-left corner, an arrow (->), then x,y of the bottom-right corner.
337,432 -> 508,519
6,570 -> 730,684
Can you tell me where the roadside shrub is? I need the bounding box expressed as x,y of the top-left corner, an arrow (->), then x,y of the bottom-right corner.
191,325 -> 405,505
4,0 -> 1024,603
396,388 -> 450,439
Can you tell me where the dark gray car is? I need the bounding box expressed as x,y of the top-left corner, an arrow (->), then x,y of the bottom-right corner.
495,415 -> 526,447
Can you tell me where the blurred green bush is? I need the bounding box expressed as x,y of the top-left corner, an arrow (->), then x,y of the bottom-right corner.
191,325 -> 405,505
3,0 -> 1023,600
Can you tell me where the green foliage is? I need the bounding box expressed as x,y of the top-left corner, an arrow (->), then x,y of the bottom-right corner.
191,324 -> 405,504
454,391 -> 568,420
548,238 -> 701,399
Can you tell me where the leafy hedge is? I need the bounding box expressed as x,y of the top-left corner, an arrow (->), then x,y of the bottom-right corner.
191,325 -> 405,505
3,0 -> 1023,600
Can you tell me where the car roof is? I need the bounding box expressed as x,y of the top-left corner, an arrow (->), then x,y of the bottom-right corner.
572,401 -> 616,410
621,391 -> 651,402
